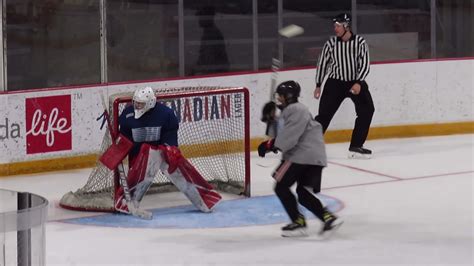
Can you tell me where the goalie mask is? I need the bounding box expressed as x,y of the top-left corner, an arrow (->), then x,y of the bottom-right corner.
133,86 -> 156,119
275,80 -> 301,107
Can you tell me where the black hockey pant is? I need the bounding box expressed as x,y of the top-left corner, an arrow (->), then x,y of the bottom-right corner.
315,78 -> 375,148
273,161 -> 325,222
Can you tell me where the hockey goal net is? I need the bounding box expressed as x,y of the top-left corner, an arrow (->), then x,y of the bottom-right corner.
60,86 -> 250,212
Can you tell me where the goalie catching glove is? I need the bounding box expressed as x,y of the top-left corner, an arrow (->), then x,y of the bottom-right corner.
258,139 -> 278,157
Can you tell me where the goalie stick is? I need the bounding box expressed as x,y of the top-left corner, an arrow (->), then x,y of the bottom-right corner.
100,94 -> 153,220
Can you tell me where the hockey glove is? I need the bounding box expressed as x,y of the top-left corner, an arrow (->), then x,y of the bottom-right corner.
258,139 -> 278,157
261,101 -> 277,123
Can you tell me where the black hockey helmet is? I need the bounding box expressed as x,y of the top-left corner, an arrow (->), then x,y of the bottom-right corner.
333,13 -> 351,26
276,80 -> 301,104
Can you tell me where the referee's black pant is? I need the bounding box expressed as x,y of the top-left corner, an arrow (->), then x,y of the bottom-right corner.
273,161 -> 325,222
315,78 -> 375,148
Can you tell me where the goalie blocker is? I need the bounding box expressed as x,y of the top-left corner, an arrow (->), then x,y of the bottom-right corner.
100,133 -> 222,214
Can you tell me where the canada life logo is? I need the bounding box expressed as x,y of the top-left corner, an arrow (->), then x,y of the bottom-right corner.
25,95 -> 72,154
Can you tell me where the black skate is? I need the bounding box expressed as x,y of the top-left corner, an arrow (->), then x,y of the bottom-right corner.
281,215 -> 307,237
319,211 -> 343,239
348,146 -> 372,159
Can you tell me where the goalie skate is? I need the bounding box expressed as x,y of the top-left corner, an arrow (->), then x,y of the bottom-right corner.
128,205 -> 153,220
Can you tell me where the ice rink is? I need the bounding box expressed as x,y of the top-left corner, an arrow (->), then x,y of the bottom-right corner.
0,134 -> 473,265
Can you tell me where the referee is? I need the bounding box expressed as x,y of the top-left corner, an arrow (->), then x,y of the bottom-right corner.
314,13 -> 375,159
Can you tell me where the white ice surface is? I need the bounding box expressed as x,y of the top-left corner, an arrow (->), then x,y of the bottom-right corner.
0,134 -> 473,265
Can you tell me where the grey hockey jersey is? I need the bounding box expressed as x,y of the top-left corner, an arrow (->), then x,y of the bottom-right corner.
274,102 -> 327,166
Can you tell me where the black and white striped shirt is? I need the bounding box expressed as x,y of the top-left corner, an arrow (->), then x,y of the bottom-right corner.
315,34 -> 370,86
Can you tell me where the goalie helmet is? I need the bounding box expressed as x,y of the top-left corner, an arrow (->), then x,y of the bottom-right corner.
276,80 -> 301,106
333,13 -> 351,28
133,86 -> 156,119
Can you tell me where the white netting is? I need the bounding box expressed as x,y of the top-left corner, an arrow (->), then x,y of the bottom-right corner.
60,87 -> 250,212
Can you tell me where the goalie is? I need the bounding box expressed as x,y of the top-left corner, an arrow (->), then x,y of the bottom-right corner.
100,86 -> 222,217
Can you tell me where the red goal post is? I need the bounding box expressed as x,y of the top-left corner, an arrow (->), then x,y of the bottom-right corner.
60,86 -> 250,212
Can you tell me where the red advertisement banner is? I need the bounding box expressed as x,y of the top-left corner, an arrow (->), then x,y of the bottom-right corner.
25,95 -> 72,154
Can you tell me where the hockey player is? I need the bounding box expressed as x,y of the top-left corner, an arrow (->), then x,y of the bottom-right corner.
259,80 -> 343,237
100,86 -> 222,217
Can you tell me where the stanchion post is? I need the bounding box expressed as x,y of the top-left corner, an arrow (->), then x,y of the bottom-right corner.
17,192 -> 32,266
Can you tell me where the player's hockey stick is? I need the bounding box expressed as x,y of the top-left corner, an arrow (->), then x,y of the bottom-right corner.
264,24 -> 304,138
264,57 -> 281,138
100,94 -> 152,220
269,24 -> 304,98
